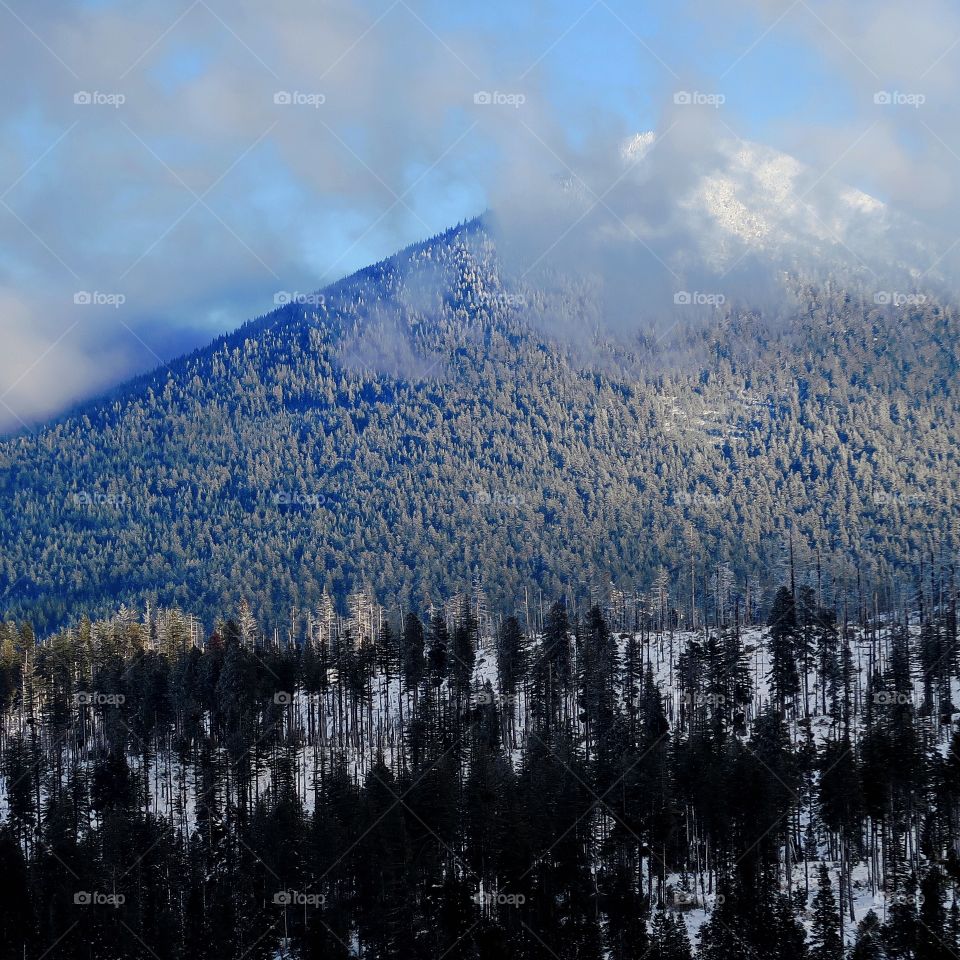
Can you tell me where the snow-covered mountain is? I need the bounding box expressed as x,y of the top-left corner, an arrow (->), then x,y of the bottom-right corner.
618,131 -> 925,282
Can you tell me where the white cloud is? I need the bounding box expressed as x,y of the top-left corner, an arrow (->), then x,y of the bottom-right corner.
0,0 -> 958,431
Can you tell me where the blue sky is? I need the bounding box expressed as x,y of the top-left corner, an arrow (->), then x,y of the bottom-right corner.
0,0 -> 958,430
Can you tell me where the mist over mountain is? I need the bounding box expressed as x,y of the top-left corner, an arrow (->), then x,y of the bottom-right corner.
0,213 -> 956,634
9,3 -> 960,958
623,131 -> 900,267
494,128 -> 940,356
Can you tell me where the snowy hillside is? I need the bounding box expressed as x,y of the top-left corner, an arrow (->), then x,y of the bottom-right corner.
619,131 -> 924,279
2,587 -> 956,957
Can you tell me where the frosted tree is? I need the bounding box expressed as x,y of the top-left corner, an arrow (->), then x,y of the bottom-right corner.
237,597 -> 258,650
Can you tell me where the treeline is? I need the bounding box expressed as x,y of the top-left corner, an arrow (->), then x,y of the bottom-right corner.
1,218 -> 958,632
1,577 -> 960,958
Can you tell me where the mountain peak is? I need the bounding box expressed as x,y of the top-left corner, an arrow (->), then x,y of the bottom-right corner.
620,130 -> 899,273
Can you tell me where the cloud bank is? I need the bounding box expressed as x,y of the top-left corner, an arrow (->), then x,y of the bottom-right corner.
1,0 -> 959,431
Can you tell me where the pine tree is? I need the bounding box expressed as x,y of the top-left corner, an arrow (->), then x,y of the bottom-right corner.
768,586 -> 800,710
237,597 -> 258,649
917,866 -> 950,960
810,865 -> 843,960
649,912 -> 693,960
882,882 -> 919,960
0,826 -> 33,954
427,611 -> 450,687
450,598 -> 477,699
401,612 -> 425,693
496,615 -> 527,700
851,909 -> 885,960
578,606 -> 619,768
531,600 -> 572,732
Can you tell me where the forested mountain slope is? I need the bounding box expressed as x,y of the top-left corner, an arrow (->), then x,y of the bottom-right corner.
0,219 -> 957,631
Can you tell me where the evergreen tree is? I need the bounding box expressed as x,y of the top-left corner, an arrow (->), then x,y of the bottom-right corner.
917,866 -> 951,960
768,586 -> 800,710
810,865 -> 843,960
450,599 -> 478,699
649,912 -> 693,960
402,611 -> 426,692
578,606 -> 619,770
851,910 -> 886,960
882,883 -> 920,960
496,615 -> 527,701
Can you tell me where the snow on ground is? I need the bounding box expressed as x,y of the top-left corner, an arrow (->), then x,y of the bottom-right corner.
0,618 -> 944,945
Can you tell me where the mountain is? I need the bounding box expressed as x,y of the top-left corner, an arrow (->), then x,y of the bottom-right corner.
0,217 -> 958,633
620,131 -> 921,277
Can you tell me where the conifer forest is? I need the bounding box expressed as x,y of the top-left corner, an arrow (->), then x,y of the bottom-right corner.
3,2 -> 960,956
2,565 -> 960,958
